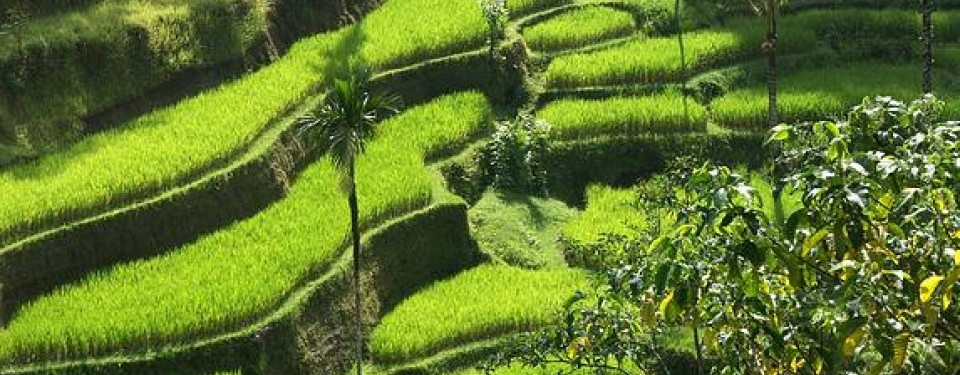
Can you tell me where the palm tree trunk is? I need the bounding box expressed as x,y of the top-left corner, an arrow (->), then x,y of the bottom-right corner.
767,0 -> 779,129
922,0 -> 934,94
676,0 -> 689,121
348,161 -> 364,375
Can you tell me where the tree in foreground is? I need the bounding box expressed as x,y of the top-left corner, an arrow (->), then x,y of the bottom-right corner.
298,66 -> 399,375
485,95 -> 960,374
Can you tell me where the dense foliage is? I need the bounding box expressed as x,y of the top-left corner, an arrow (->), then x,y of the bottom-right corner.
485,96 -> 960,374
477,115 -> 552,195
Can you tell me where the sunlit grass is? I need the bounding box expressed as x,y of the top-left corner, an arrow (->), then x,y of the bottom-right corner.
370,264 -> 592,364
0,0 -> 488,244
712,64 -> 956,130
523,6 -> 636,52
0,92 -> 492,363
537,93 -> 707,140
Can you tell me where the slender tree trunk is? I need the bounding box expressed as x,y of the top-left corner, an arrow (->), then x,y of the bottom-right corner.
691,277 -> 705,375
922,0 -> 934,94
676,0 -> 689,120
348,161 -> 364,375
767,0 -> 779,129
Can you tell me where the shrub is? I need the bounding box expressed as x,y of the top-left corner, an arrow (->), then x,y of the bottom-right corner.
488,95 -> 960,374
476,115 -> 552,194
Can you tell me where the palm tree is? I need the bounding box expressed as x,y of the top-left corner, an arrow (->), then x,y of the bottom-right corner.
754,0 -> 781,129
921,0 -> 935,93
676,0 -> 689,120
298,66 -> 399,375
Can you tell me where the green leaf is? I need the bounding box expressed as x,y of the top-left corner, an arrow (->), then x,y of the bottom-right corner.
843,328 -> 866,358
803,228 -> 830,256
658,289 -> 675,316
768,124 -> 792,142
654,264 -> 674,295
825,121 -> 841,137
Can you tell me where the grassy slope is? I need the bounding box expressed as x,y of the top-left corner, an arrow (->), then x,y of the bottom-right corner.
523,6 -> 636,52
0,92 -> 491,364
469,190 -> 578,269
0,0 -> 487,244
712,64 -> 960,130
544,9 -> 960,89
369,264 -> 592,365
537,93 -> 708,140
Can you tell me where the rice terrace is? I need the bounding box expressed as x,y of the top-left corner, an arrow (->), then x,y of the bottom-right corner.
1,0 -> 959,373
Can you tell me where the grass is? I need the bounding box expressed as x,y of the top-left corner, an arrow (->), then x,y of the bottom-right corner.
536,93 -> 707,140
452,362 -> 636,374
544,9 -> 960,89
545,16 -> 815,88
711,64 -> 959,130
0,0 -> 488,245
562,174 -> 801,255
469,190 -> 578,269
523,6 -> 636,52
0,92 -> 492,363
0,0 -> 266,61
561,184 -> 663,247
369,264 -> 592,365
508,0 -> 571,16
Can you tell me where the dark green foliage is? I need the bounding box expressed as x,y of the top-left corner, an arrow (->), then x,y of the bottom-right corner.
487,96 -> 960,374
476,115 -> 552,195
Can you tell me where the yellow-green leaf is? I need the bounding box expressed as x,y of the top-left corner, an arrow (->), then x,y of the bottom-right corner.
892,333 -> 911,371
658,289 -> 675,316
803,228 -> 830,256
566,336 -> 588,359
955,250 -> 960,266
920,275 -> 945,303
843,329 -> 866,358
867,360 -> 886,375
703,328 -> 719,353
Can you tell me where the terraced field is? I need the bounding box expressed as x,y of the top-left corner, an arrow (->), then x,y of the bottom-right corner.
2,0 -> 957,373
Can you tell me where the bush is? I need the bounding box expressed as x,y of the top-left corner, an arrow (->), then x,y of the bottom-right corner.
476,115 -> 552,195
488,95 -> 960,374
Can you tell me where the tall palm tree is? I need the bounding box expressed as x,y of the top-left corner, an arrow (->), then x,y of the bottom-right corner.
760,0 -> 780,129
676,0 -> 689,120
921,0 -> 935,94
298,66 -> 399,375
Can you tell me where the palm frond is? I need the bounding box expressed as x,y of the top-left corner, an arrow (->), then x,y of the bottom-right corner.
297,66 -> 402,173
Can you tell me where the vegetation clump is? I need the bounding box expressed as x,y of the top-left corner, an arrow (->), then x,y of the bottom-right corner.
486,96 -> 960,374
